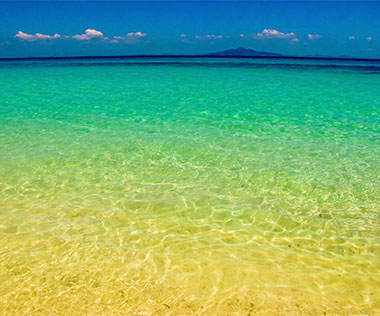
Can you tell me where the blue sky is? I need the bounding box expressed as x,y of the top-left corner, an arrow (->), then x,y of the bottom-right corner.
0,1 -> 379,58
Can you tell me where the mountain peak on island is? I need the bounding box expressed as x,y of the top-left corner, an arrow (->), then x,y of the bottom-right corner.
207,47 -> 284,57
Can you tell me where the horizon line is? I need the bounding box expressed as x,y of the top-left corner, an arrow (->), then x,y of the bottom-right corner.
1,54 -> 380,62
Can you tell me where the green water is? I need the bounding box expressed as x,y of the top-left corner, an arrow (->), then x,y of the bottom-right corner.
0,58 -> 379,315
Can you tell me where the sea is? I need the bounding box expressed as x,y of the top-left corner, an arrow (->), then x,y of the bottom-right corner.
0,57 -> 379,315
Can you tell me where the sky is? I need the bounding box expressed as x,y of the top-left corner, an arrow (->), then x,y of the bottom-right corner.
0,1 -> 379,58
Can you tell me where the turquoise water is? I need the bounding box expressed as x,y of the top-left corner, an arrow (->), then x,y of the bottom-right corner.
0,58 -> 379,315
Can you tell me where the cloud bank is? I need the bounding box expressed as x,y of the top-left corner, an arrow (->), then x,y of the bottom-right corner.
15,31 -> 61,41
14,29 -> 373,47
15,29 -> 147,44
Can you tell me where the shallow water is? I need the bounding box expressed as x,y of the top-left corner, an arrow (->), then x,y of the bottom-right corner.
0,57 -> 379,315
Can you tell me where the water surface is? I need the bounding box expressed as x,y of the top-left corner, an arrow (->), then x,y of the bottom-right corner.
0,57 -> 379,315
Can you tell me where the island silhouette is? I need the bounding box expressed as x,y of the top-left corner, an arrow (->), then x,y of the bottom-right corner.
1,47 -> 378,61
207,47 -> 283,57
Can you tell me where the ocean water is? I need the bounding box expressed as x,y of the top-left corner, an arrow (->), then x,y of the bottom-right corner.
0,57 -> 379,315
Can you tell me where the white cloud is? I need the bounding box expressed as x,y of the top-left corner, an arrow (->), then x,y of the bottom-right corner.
366,37 -> 373,41
71,29 -> 108,40
292,38 -> 300,42
127,32 -> 147,38
307,34 -> 321,40
112,32 -> 147,44
180,34 -> 187,38
85,29 -> 103,37
195,34 -> 223,40
239,34 -> 245,37
256,29 -> 295,39
348,36 -> 356,40
14,29 -> 149,44
113,32 -> 147,40
15,31 -> 61,41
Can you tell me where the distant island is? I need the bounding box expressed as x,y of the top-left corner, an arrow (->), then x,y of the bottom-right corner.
207,47 -> 284,57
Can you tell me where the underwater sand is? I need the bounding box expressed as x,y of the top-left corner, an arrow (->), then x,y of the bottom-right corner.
0,58 -> 379,315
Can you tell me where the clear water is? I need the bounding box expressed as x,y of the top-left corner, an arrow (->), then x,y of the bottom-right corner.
0,58 -> 379,315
